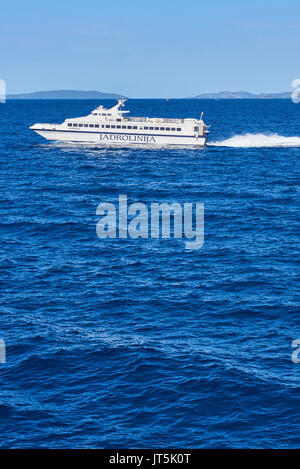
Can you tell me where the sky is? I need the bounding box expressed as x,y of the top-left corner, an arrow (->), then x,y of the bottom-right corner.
1,0 -> 300,98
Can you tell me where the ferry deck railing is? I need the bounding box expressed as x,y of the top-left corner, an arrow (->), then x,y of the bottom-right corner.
123,117 -> 185,124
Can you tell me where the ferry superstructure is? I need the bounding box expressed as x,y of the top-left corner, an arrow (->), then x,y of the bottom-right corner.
30,99 -> 209,147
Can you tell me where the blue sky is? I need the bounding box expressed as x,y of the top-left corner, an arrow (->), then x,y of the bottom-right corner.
1,0 -> 299,97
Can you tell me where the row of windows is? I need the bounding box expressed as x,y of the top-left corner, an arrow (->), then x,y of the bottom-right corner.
143,126 -> 181,131
67,123 -> 182,131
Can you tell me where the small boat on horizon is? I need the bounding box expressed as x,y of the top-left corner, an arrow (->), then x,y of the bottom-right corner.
30,99 -> 209,147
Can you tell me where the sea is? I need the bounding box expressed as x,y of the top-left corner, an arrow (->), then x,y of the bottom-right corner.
0,99 -> 299,448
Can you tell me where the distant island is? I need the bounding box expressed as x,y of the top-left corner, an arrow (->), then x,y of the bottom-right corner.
7,90 -> 127,100
6,89 -> 292,100
191,90 -> 291,99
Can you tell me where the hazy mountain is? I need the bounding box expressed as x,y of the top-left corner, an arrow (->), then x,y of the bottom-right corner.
7,90 -> 127,99
257,91 -> 291,99
6,89 -> 292,100
191,90 -> 291,99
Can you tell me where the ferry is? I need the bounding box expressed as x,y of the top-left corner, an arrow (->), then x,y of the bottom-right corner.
30,99 -> 209,147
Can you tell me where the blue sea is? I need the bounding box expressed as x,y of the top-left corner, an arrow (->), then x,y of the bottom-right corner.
0,99 -> 299,449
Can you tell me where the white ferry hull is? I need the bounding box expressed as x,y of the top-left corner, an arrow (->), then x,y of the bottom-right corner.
30,99 -> 209,148
33,129 -> 207,147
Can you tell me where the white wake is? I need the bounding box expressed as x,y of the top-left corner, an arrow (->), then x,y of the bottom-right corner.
209,133 -> 300,148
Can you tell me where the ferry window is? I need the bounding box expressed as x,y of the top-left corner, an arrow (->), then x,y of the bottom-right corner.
122,126 -> 126,129
171,128 -> 175,131
73,124 -> 78,127
166,127 -> 170,131
89,124 -> 94,128
117,125 -> 121,129
149,127 -> 154,130
102,125 -> 105,128
194,127 -> 199,132
79,124 -> 83,127
95,124 -> 99,128
133,126 -> 137,129
84,124 -> 88,127
107,114 -> 111,116
106,125 -> 110,128
155,127 -> 159,131
160,127 -> 165,131
68,123 -> 72,127
128,126 -> 132,129
111,125 -> 115,128
144,126 -> 148,130
116,119 -> 121,122
177,128 -> 181,131
102,113 -> 106,116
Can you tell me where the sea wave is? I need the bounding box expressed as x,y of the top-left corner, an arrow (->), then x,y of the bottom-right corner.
209,133 -> 300,147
